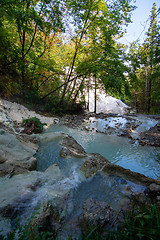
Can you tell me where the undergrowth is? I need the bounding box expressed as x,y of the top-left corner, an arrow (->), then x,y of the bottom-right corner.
0,200 -> 160,240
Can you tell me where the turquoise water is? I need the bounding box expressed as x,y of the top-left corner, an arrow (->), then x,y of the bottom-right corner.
37,140 -> 62,171
35,122 -> 160,238
43,124 -> 160,179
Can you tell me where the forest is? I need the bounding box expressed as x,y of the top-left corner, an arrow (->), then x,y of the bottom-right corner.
0,0 -> 160,114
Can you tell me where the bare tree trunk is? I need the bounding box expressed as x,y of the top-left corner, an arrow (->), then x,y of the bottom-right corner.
87,85 -> 90,111
71,78 -> 84,108
94,76 -> 97,114
60,48 -> 78,105
21,29 -> 26,93
135,93 -> 138,113
41,74 -> 85,101
67,77 -> 77,102
147,64 -> 152,113
59,9 -> 91,106
145,68 -> 148,112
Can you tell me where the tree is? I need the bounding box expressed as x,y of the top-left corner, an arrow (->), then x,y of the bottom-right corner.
0,0 -> 137,114
0,0 -> 64,96
41,0 -> 135,109
128,3 -> 160,114
145,3 -> 160,113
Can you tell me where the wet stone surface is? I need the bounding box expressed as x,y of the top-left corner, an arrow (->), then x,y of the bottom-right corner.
80,198 -> 113,227
139,123 -> 160,147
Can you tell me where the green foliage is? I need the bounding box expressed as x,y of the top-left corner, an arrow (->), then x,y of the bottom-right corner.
0,217 -> 53,240
22,117 -> 46,133
1,197 -> 160,240
0,0 -> 137,113
128,3 -> 160,114
81,201 -> 160,240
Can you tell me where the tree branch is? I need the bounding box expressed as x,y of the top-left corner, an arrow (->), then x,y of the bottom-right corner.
41,74 -> 85,100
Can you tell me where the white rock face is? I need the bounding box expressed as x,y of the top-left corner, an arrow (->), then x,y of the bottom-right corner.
0,99 -> 58,127
87,90 -> 130,114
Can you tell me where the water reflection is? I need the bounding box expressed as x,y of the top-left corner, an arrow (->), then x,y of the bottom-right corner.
44,125 -> 160,179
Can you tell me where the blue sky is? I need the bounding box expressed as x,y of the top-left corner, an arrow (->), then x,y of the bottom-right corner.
120,0 -> 160,44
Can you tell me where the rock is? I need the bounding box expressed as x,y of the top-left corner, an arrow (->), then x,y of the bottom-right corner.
149,183 -> 160,192
0,172 -> 40,212
145,183 -> 160,203
139,123 -> 160,147
17,157 -> 37,171
103,163 -> 155,186
156,196 -> 160,201
80,153 -> 110,178
0,156 -> 6,164
44,164 -> 63,180
80,199 -> 113,227
0,162 -> 29,177
60,147 -> 71,158
0,130 -> 38,175
60,135 -> 86,158
0,98 -> 56,128
156,177 -> 160,185
31,202 -> 62,236
81,153 -> 155,186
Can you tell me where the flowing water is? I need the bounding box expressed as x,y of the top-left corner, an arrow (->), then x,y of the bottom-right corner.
42,124 -> 160,179
35,122 -> 160,239
1,118 -> 160,238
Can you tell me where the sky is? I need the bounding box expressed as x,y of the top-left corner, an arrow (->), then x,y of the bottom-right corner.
119,0 -> 160,44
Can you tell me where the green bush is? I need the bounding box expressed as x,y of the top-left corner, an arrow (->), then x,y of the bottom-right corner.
22,117 -> 46,134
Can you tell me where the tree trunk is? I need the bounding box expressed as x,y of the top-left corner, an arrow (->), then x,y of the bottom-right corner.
87,86 -> 90,111
21,29 -> 26,93
59,9 -> 91,106
145,68 -> 148,112
67,77 -> 77,102
59,47 -> 78,105
134,93 -> 138,113
147,64 -> 152,113
71,80 -> 82,109
94,76 -> 97,114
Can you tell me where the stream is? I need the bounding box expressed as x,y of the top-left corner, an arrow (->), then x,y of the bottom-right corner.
0,116 -> 160,239
39,124 -> 160,179
35,122 -> 160,239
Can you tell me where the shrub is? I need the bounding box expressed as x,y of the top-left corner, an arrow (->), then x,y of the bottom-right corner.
22,117 -> 46,134
81,199 -> 160,240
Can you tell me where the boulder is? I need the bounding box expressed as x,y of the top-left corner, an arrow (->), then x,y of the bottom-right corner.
80,199 -> 113,227
60,147 -> 72,158
139,123 -> 160,147
144,183 -> 160,203
0,164 -> 69,236
80,153 -> 110,178
80,151 -> 155,186
0,164 -> 64,222
31,202 -> 63,236
0,162 -> 29,177
60,135 -> 86,158
16,157 -> 37,171
0,130 -> 38,175
103,163 -> 155,186
149,183 -> 160,192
